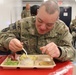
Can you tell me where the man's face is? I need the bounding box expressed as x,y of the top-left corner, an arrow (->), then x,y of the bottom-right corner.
35,6 -> 59,35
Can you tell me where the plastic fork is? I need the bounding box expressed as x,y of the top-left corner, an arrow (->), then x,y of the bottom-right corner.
22,48 -> 28,57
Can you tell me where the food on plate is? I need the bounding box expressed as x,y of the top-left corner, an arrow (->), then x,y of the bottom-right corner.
19,53 -> 38,61
2,54 -> 55,67
19,53 -> 27,60
19,54 -> 38,65
4,58 -> 19,65
39,61 -> 53,66
19,58 -> 34,66
28,55 -> 38,60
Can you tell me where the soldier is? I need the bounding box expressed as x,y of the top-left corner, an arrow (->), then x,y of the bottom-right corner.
0,0 -> 76,61
21,3 -> 31,18
69,16 -> 76,48
70,16 -> 76,33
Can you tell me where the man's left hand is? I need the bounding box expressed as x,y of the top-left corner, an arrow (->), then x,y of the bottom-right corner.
40,42 -> 60,58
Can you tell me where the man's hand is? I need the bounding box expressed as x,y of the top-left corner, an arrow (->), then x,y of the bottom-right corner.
9,38 -> 23,52
8,53 -> 18,60
40,42 -> 60,58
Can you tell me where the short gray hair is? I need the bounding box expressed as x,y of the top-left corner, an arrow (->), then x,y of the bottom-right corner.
40,0 -> 60,14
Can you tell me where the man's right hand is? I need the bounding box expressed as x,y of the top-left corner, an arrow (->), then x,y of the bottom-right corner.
9,38 -> 23,52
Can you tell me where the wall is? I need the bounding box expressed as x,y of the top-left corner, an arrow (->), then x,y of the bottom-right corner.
0,0 -> 22,30
0,1 -> 76,30
23,1 -> 76,20
59,1 -> 76,20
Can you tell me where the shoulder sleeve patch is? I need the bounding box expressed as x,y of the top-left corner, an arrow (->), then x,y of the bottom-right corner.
9,23 -> 16,30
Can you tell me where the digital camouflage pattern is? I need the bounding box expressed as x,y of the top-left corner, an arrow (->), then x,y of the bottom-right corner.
70,19 -> 76,37
0,16 -> 76,61
21,9 -> 31,18
69,19 -> 76,48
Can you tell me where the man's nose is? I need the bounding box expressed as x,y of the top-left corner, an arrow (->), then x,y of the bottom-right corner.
40,23 -> 46,30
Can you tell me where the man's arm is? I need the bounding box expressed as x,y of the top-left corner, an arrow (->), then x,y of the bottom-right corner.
56,21 -> 76,61
21,9 -> 31,19
0,22 -> 20,51
40,20 -> 76,61
21,10 -> 25,19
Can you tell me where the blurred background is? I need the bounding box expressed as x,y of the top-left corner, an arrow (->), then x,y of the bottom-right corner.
0,0 -> 76,30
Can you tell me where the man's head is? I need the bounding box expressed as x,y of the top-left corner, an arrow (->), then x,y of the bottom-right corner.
35,0 -> 60,35
31,5 -> 40,16
26,3 -> 30,10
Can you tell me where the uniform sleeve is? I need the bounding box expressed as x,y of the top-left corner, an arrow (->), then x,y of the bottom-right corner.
70,20 -> 76,32
55,21 -> 76,61
21,9 -> 31,19
69,23 -> 74,32
21,10 -> 25,19
0,22 -> 21,51
69,21 -> 76,39
26,10 -> 31,17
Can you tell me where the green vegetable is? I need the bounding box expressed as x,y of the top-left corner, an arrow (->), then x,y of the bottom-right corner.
4,58 -> 19,65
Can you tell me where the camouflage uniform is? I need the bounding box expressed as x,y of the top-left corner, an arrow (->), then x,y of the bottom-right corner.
0,16 -> 75,61
70,19 -> 76,48
21,9 -> 31,18
70,19 -> 76,34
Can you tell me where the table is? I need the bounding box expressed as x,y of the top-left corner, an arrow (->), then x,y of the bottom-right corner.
0,55 -> 74,75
